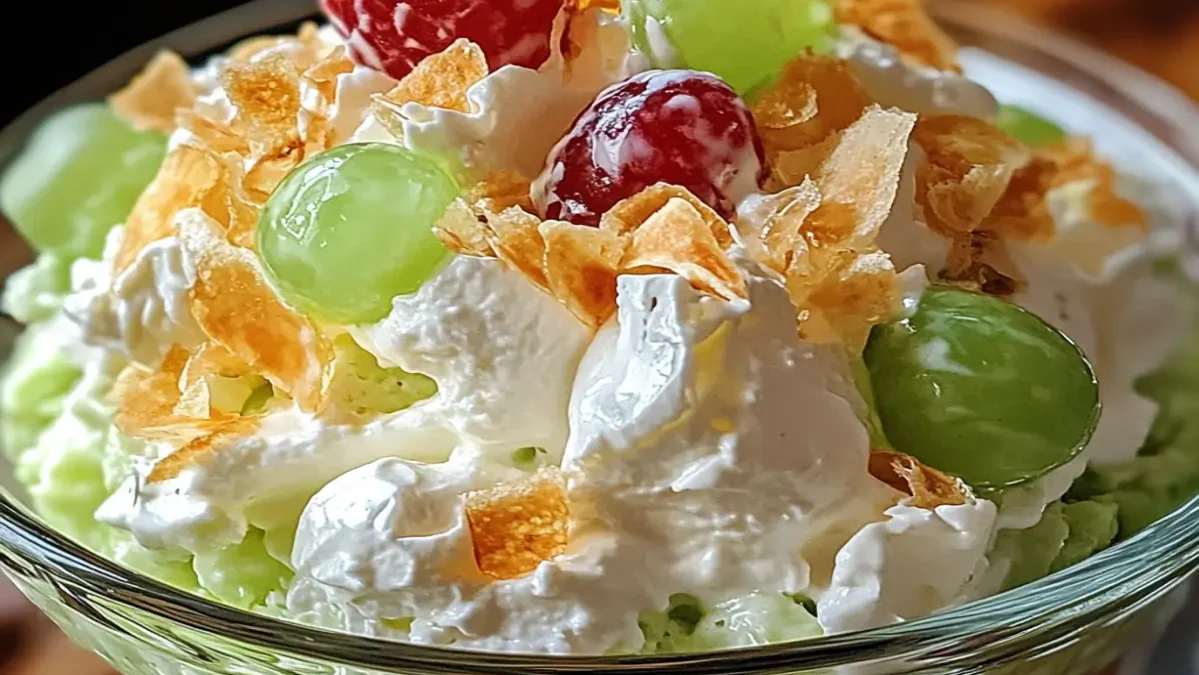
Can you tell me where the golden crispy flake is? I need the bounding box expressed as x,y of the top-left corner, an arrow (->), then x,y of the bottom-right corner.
601,183 -> 733,248
485,207 -> 550,290
222,52 -> 303,156
869,449 -> 969,509
109,51 -> 196,134
301,46 -> 356,109
466,469 -> 569,580
175,110 -> 251,155
835,0 -> 960,72
742,106 -> 914,343
434,199 -> 494,256
468,171 -> 535,214
622,198 -> 747,301
541,220 -> 625,330
115,145 -> 227,273
382,38 -> 488,112
147,418 -> 261,483
176,209 -> 329,412
912,115 -> 1032,292
750,55 -> 871,184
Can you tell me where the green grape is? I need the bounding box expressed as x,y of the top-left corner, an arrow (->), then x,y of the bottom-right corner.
257,143 -> 458,324
864,287 -> 1099,488
624,0 -> 836,95
192,528 -> 293,609
996,105 -> 1068,148
0,104 -> 166,260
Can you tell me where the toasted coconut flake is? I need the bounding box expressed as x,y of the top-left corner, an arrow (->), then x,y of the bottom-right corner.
382,39 -> 488,112
466,469 -> 569,580
869,449 -> 969,508
176,208 -> 328,411
222,52 -> 303,156
109,51 -> 196,134
541,221 -> 625,330
835,0 -> 960,72
750,55 -> 871,180
468,171 -> 536,214
601,183 -> 733,247
622,198 -> 747,301
116,145 -> 227,273
485,207 -> 550,290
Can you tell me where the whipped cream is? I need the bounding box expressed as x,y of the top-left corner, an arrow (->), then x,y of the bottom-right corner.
62,226 -> 204,368
835,28 -> 998,119
99,254 -> 589,554
288,259 -> 898,653
818,500 -> 997,633
352,256 -> 591,460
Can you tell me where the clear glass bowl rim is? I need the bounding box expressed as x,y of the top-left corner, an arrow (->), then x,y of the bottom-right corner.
0,1 -> 1198,673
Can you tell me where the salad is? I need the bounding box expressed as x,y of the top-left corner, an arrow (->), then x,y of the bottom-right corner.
1,0 -> 1197,656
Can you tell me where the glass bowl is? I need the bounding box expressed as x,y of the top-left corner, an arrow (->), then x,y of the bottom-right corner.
0,1 -> 1197,674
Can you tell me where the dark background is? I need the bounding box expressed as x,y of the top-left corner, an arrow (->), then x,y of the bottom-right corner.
0,1 -> 248,125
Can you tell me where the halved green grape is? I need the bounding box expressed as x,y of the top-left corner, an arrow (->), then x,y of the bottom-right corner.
257,143 -> 458,324
0,104 -> 166,260
996,104 -> 1067,148
864,287 -> 1099,488
624,0 -> 836,94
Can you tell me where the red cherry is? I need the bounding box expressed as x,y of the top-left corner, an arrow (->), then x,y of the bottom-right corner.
320,0 -> 565,80
533,70 -> 768,227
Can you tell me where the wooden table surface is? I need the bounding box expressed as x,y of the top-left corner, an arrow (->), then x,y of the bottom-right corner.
0,0 -> 1196,673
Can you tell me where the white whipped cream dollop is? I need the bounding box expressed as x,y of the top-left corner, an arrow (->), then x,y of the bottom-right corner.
817,500 -> 997,633
835,28 -> 998,119
98,254 -> 590,554
62,226 -> 205,368
287,259 -> 897,653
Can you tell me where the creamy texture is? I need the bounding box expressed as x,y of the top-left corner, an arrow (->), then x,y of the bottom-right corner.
288,260 -> 899,652
835,28 -> 999,119
99,255 -> 591,554
818,501 -> 997,633
62,226 -> 204,368
352,256 -> 591,460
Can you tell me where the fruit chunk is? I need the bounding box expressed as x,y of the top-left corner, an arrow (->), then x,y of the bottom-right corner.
864,287 -> 1099,488
0,104 -> 166,260
996,105 -> 1067,148
624,0 -> 836,94
535,70 -> 766,226
320,0 -> 564,80
256,143 -> 458,324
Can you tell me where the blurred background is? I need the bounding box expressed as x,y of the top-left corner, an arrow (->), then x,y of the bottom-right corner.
0,0 -> 1196,673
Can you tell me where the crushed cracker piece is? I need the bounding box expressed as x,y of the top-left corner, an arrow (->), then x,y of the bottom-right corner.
222,52 -> 303,156
147,418 -> 261,483
468,171 -> 536,214
622,198 -> 747,301
175,208 -> 329,412
869,449 -> 969,509
835,0 -> 960,72
466,470 -> 569,580
485,207 -> 550,290
109,51 -> 196,134
382,38 -> 488,112
435,199 -> 494,256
